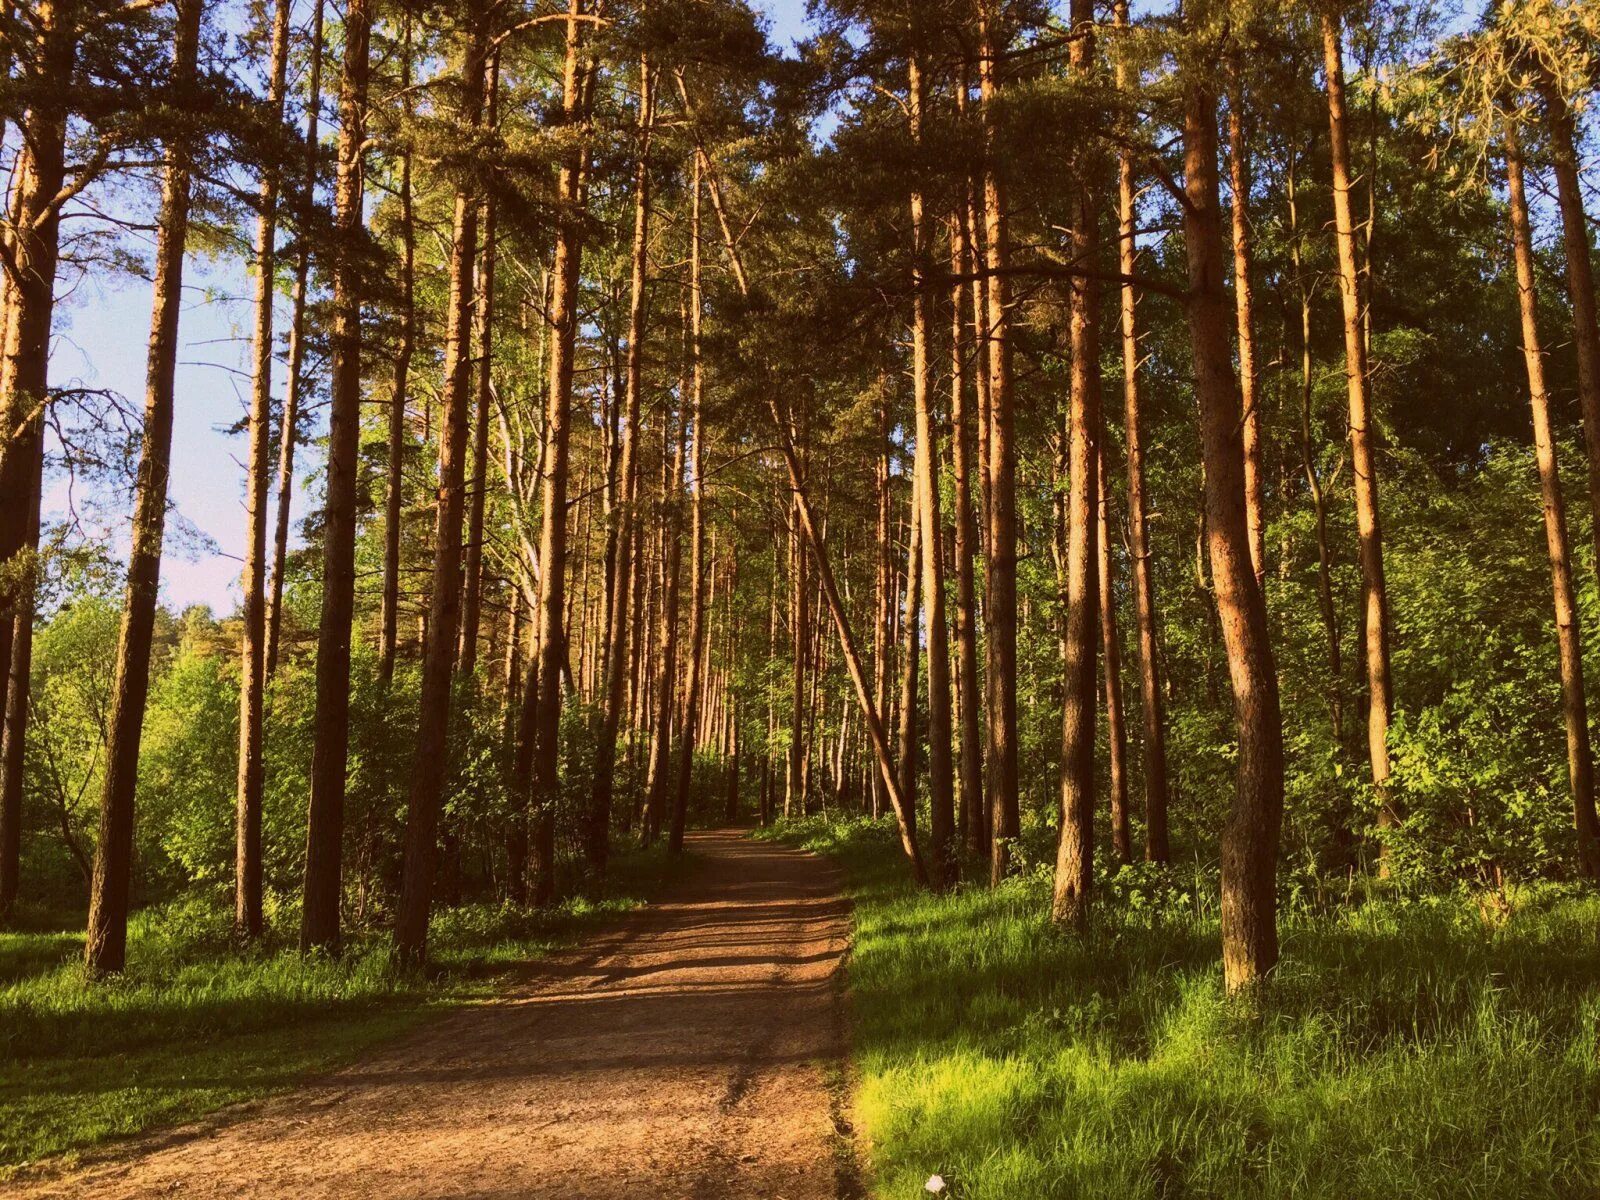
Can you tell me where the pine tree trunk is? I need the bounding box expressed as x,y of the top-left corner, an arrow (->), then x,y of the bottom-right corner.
528,0 -> 593,905
1114,0 -> 1169,864
1051,0 -> 1102,926
871,393 -> 891,821
84,0 -> 201,975
786,493 -> 806,816
1324,11 -> 1395,838
670,161 -> 708,854
642,403 -> 686,843
979,0 -> 1020,884
909,56 -> 956,884
590,50 -> 653,872
1181,56 -> 1284,993
393,11 -> 488,965
949,211 -> 986,860
1288,154 -> 1345,751
1538,72 -> 1600,600
1099,442 -> 1132,865
233,0 -> 293,942
0,3 -> 75,915
895,474 -> 922,818
459,187 -> 497,676
1228,81 -> 1266,589
301,0 -> 370,954
1506,124 -> 1600,879
379,117 -> 414,685
265,0 -> 325,679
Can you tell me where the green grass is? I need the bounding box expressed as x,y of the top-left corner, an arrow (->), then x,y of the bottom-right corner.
762,817 -> 1600,1199
0,849 -> 678,1175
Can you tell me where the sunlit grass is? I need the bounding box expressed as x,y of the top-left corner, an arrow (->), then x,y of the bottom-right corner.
0,847 -> 677,1174
763,817 -> 1600,1199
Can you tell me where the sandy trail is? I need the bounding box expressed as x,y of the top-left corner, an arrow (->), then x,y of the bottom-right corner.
15,830 -> 856,1199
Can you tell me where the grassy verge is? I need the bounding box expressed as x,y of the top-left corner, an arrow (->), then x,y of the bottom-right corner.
761,817 -> 1600,1199
0,848 -> 678,1175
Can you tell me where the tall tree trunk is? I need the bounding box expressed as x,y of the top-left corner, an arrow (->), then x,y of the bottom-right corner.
393,10 -> 488,965
895,473 -> 922,819
871,392 -> 891,820
1287,152 -> 1345,749
301,0 -> 370,954
1538,70 -> 1600,600
1181,52 -> 1284,993
378,47 -> 414,687
0,2 -> 76,918
1506,124 -> 1600,878
669,158 -> 708,855
265,0 -> 325,678
1324,10 -> 1395,838
642,406 -> 685,843
909,55 -> 956,885
234,0 -> 293,941
84,0 -> 201,975
1114,0 -> 1169,864
786,492 -> 806,815
1228,79 -> 1266,589
1052,0 -> 1101,926
528,0 -> 594,905
458,58 -> 499,679
1099,442 -> 1131,864
978,0 -> 1020,884
590,48 -> 653,873
949,211 -> 985,859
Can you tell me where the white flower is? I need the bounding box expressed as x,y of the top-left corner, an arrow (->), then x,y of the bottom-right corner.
925,1175 -> 948,1195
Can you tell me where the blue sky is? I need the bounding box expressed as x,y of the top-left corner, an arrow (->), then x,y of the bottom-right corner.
48,0 -> 815,616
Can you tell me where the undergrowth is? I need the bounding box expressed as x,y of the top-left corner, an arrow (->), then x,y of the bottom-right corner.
761,816 -> 1600,1199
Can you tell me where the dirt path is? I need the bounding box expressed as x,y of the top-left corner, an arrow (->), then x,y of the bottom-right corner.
16,830 -> 857,1199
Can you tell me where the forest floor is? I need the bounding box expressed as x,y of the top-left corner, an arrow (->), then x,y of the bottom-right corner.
764,817 -> 1600,1200
8,830 -> 858,1199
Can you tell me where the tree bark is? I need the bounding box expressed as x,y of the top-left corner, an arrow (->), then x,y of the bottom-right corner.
1052,0 -> 1101,927
670,157 -> 708,854
590,48 -> 653,872
378,47 -> 414,687
1099,442 -> 1131,865
949,211 -> 985,859
1505,123 -> 1600,878
528,0 -> 594,905
265,0 -> 325,679
643,408 -> 685,841
234,0 -> 293,942
1181,54 -> 1284,993
0,1 -> 76,915
978,0 -> 1019,884
909,55 -> 956,885
1228,79 -> 1266,589
393,8 -> 488,965
459,56 -> 500,678
84,0 -> 201,975
300,0 -> 370,954
1324,10 -> 1395,836
1113,0 -> 1170,864
895,473 -> 922,820
1538,71 -> 1600,600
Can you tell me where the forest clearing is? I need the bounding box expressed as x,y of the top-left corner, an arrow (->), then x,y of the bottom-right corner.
5,0 -> 1600,1195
